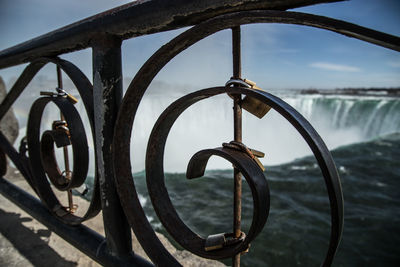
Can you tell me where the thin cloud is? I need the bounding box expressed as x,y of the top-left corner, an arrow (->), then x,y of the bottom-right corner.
387,61 -> 400,68
309,62 -> 361,72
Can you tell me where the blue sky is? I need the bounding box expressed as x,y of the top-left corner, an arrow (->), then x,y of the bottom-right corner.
0,0 -> 399,89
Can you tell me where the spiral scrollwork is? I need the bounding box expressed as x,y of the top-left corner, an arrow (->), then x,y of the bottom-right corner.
113,10 -> 345,267
115,86 -> 343,266
145,86 -> 343,262
147,107 -> 270,258
27,95 -> 89,218
4,58 -> 102,225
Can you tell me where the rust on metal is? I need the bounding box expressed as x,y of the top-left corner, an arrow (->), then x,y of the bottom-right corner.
58,66 -> 78,213
1,0 -> 399,266
145,90 -> 270,260
231,25 -> 243,267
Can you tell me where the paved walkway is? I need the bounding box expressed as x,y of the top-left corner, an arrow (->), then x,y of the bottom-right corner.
0,168 -> 224,267
0,168 -> 100,267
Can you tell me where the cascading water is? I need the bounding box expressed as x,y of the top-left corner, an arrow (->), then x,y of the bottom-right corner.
128,88 -> 400,172
13,84 -> 400,173
287,96 -> 400,140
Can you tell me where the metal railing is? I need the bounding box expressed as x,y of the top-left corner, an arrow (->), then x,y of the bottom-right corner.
0,0 -> 399,266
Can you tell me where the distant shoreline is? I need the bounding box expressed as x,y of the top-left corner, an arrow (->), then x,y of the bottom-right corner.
298,88 -> 400,98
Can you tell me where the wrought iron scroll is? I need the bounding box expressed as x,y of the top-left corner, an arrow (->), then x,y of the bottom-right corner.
113,9 -> 398,267
0,3 -> 399,267
0,58 -> 102,224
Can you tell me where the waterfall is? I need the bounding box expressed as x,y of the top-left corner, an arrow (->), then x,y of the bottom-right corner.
286,96 -> 400,140
130,92 -> 400,172
12,84 -> 400,173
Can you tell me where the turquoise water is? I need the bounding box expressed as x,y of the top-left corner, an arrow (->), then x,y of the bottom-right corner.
124,133 -> 399,266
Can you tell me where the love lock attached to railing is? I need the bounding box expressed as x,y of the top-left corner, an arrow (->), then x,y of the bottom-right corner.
112,17 -> 346,266
1,1 -> 399,266
25,66 -> 99,225
142,85 -> 343,266
147,135 -> 270,259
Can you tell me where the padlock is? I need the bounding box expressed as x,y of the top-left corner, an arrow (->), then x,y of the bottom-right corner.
42,129 -> 70,149
225,78 -> 271,118
41,88 -> 78,104
204,233 -> 226,251
242,96 -> 271,119
46,120 -> 71,147
52,120 -> 70,135
56,87 -> 79,104
240,79 -> 271,119
204,232 -> 245,251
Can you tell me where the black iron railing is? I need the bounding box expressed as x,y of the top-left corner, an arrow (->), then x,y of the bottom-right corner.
0,0 -> 399,266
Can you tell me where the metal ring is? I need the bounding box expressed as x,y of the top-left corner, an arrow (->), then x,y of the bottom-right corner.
113,10 -> 346,266
0,58 -> 101,223
145,87 -> 342,261
146,135 -> 269,259
27,96 -> 89,225
115,86 -> 343,266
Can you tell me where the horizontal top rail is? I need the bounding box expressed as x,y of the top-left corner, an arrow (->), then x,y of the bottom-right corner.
0,0 -> 341,69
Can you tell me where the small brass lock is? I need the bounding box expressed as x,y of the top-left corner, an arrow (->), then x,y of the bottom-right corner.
204,232 -> 246,251
241,79 -> 271,119
49,120 -> 71,147
225,78 -> 271,119
204,233 -> 226,251
56,87 -> 79,104
40,88 -> 78,104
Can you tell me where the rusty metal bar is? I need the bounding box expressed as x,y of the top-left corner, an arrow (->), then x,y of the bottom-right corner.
232,26 -> 243,267
91,35 -> 132,257
56,65 -> 74,212
0,1 -> 396,266
0,1 -> 346,69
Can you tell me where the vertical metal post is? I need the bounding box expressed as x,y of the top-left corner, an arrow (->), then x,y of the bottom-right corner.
56,66 -> 74,211
92,35 -> 132,257
232,26 -> 242,267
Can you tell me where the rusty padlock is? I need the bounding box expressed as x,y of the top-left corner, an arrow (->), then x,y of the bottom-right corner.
204,232 -> 246,251
49,120 -> 71,147
241,79 -> 271,119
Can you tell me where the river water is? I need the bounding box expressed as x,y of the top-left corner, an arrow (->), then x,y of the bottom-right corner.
15,86 -> 400,266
